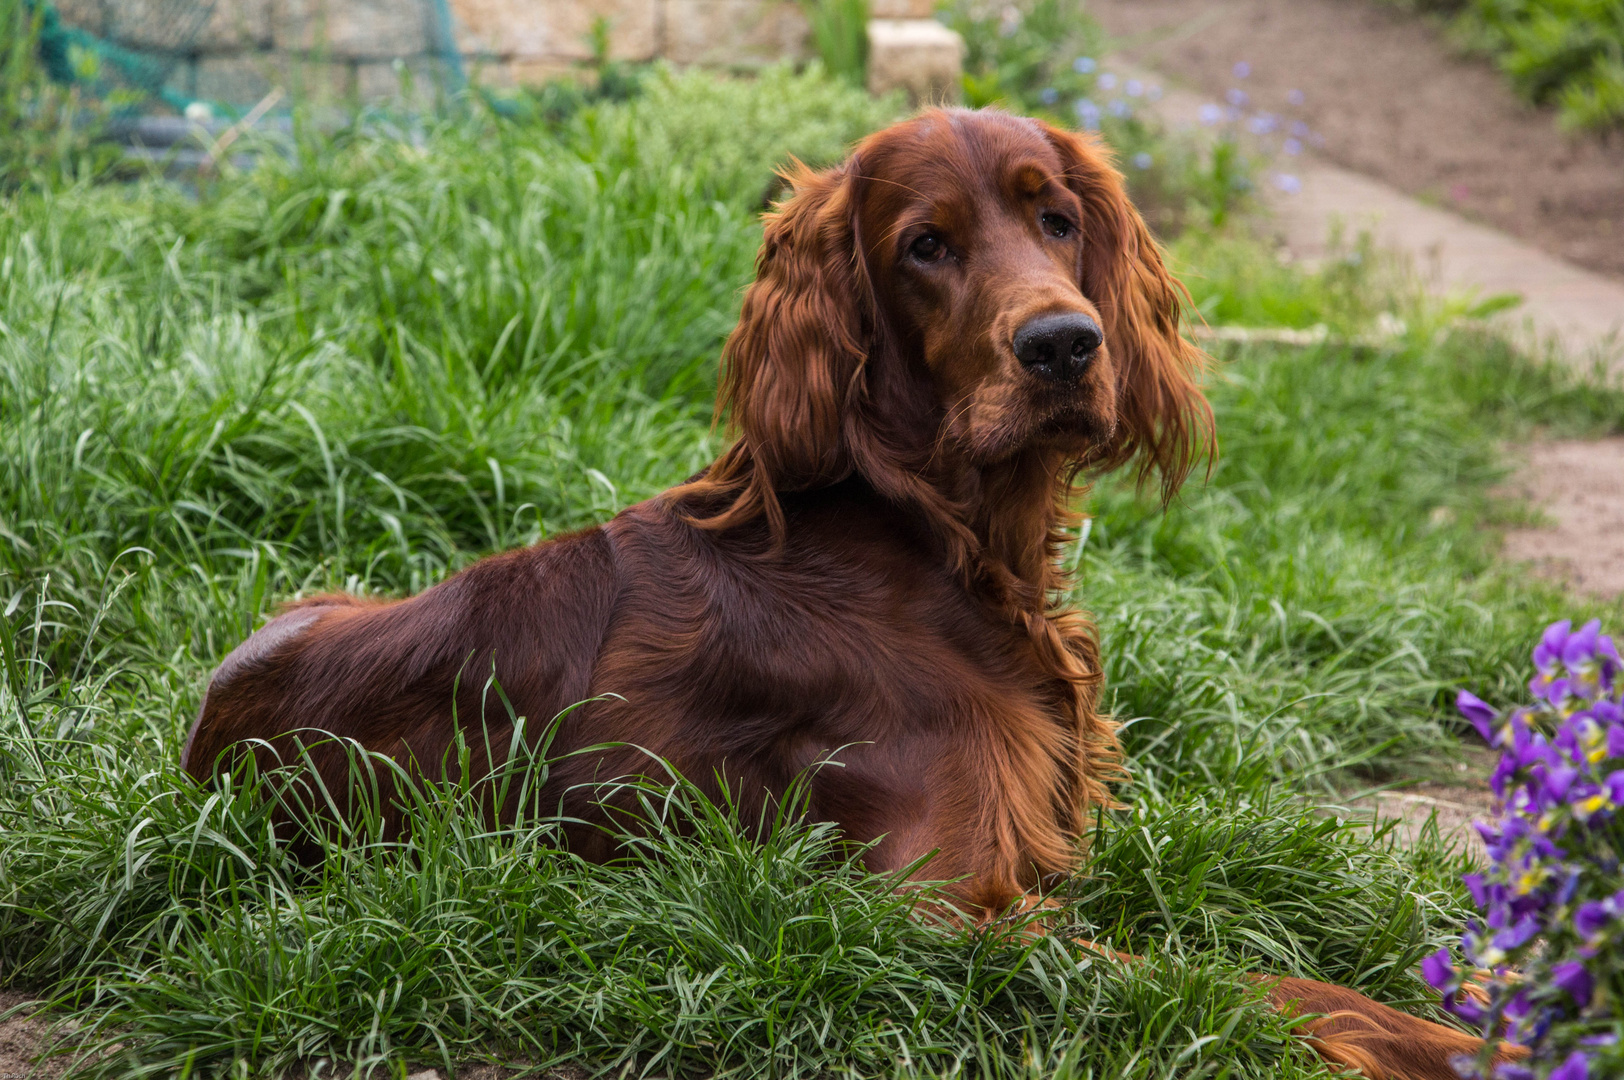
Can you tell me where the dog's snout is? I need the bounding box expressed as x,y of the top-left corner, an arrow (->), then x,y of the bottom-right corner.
1012,313 -> 1103,381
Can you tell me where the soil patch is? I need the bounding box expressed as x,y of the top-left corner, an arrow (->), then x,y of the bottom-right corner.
1359,785 -> 1494,864
1502,438 -> 1624,600
1088,0 -> 1624,280
0,993 -> 66,1080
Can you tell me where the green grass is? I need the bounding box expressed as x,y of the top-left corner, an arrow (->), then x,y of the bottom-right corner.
3,65 -> 1624,1078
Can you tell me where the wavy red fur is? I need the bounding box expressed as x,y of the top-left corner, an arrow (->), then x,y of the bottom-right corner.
182,109 -> 1515,1079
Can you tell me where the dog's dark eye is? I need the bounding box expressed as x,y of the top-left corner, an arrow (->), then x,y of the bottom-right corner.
910,233 -> 947,263
1041,212 -> 1074,238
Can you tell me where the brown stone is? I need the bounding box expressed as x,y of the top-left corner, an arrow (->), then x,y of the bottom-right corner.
869,0 -> 933,18
448,0 -> 658,62
274,55 -> 358,102
867,18 -> 961,104
102,0 -> 272,51
273,0 -> 429,59
192,53 -> 280,103
482,57 -> 582,87
197,0 -> 276,50
356,56 -> 455,104
48,0 -> 105,37
661,0 -> 808,66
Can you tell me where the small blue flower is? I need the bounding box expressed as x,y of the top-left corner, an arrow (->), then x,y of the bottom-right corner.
1287,88 -> 1305,106
1290,120 -> 1312,138
1283,137 -> 1302,155
1073,98 -> 1100,129
1039,87 -> 1059,105
1248,113 -> 1278,135
1233,60 -> 1251,78
1108,98 -> 1131,118
1132,151 -> 1152,170
1226,88 -> 1248,108
1125,79 -> 1143,97
1097,73 -> 1118,91
1072,56 -> 1097,74
1199,103 -> 1223,125
1273,173 -> 1301,194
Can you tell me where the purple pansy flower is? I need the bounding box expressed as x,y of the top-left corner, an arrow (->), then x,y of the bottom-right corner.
1548,1050 -> 1591,1080
1459,690 -> 1499,743
1534,620 -> 1574,672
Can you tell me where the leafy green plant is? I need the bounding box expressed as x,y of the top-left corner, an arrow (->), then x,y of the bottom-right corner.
801,0 -> 870,88
1383,0 -> 1624,130
1457,0 -> 1624,130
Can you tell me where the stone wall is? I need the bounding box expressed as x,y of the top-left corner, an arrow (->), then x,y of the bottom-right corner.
53,0 -> 958,108
54,0 -> 819,106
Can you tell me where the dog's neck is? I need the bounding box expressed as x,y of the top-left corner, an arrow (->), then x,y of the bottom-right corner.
859,439 -> 1074,615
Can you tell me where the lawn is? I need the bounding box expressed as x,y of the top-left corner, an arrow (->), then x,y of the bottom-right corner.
2,63 -> 1623,1079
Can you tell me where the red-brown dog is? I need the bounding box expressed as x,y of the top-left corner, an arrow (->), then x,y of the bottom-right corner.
184,109 -> 1513,1079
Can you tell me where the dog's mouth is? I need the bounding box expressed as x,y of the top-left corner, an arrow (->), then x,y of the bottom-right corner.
1034,397 -> 1111,441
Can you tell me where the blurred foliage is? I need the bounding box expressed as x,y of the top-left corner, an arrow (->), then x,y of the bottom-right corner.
1383,0 -> 1624,131
1458,0 -> 1624,131
939,0 -> 1255,233
0,0 -> 119,190
801,0 -> 870,88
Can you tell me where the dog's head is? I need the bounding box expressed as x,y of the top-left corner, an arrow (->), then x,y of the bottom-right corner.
705,108 -> 1211,532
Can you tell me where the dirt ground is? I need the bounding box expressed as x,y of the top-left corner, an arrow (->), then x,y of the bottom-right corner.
0,993 -> 66,1080
1502,438 -> 1624,600
1088,0 -> 1624,281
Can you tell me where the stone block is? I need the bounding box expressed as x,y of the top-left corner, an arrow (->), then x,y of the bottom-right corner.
356,56 -> 458,105
867,18 -> 961,104
869,0 -> 933,18
196,0 -> 276,51
161,52 -> 349,107
49,0 -> 105,37
193,53 -> 279,103
272,0 -> 429,59
469,57 -> 581,89
662,0 -> 808,66
103,0 -> 271,51
449,0 -> 658,62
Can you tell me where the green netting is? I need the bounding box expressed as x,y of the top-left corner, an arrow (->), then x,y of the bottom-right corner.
33,0 -> 466,114
33,0 -> 217,111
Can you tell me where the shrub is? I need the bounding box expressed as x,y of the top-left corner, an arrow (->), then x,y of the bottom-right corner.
1458,0 -> 1624,131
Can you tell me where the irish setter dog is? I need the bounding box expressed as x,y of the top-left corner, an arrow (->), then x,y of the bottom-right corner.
184,109 -> 1514,1079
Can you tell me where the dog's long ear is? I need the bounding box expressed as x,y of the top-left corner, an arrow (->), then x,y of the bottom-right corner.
706,159 -> 869,536
1040,122 -> 1213,502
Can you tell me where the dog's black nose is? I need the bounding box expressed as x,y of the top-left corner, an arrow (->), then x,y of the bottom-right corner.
1013,313 -> 1103,381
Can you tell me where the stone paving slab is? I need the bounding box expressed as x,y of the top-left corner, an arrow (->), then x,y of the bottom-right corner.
1115,58 -> 1624,372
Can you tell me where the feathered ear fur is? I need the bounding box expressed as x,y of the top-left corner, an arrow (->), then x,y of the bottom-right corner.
682,159 -> 870,538
1040,121 -> 1214,502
